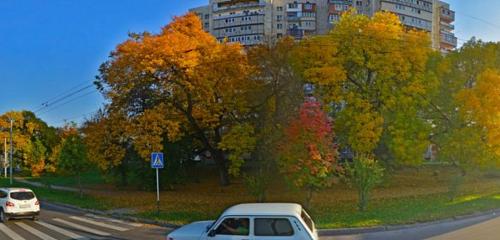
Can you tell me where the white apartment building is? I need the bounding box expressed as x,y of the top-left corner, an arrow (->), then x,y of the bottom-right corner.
191,0 -> 456,51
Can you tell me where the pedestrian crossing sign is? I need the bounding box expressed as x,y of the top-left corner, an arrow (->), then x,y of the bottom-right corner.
151,152 -> 164,169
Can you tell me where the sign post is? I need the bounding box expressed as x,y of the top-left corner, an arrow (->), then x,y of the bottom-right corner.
151,152 -> 164,216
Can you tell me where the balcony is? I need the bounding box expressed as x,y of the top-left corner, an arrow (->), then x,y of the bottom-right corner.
381,0 -> 433,12
440,22 -> 454,31
440,8 -> 455,23
213,1 -> 266,12
440,33 -> 457,47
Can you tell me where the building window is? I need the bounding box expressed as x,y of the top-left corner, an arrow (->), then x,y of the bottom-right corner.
277,15 -> 283,21
277,33 -> 283,38
277,23 -> 283,29
204,14 -> 210,20
277,6 -> 283,11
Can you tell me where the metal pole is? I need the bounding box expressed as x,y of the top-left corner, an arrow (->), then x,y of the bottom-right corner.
156,168 -> 160,216
9,119 -> 13,185
4,138 -> 6,178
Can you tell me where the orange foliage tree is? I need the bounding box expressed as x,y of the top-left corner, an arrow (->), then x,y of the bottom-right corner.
91,13 -> 255,186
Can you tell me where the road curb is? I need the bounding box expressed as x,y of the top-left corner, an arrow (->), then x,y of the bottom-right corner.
318,209 -> 500,236
40,201 -> 181,229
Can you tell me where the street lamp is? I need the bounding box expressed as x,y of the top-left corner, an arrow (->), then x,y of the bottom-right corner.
9,118 -> 13,185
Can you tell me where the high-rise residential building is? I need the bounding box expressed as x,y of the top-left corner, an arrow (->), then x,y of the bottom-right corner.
436,1 -> 457,52
190,0 -> 456,51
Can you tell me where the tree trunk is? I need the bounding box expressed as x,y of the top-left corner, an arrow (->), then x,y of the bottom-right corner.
120,167 -> 128,187
213,150 -> 230,186
78,173 -> 83,198
305,187 -> 314,209
359,189 -> 368,211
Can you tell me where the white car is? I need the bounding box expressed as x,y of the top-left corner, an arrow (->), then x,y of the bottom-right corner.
166,203 -> 318,240
0,188 -> 40,222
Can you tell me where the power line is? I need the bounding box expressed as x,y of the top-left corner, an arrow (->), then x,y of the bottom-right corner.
456,12 -> 500,31
38,89 -> 98,116
33,84 -> 94,113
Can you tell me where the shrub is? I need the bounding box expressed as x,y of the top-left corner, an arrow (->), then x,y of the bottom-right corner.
345,155 -> 384,211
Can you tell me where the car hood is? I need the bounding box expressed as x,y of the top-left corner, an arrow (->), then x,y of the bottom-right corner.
167,220 -> 214,240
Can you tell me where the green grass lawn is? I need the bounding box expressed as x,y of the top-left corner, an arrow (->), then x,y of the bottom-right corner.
311,192 -> 500,228
7,167 -> 500,229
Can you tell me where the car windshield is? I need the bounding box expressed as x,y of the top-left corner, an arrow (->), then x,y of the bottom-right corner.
10,191 -> 35,200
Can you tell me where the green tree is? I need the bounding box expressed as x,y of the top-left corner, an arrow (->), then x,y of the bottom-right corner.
58,133 -> 89,198
345,155 -> 384,211
244,38 -> 304,201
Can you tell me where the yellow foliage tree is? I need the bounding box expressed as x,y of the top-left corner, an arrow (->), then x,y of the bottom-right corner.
294,10 -> 434,164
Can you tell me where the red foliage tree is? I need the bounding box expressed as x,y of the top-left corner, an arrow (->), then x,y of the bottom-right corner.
279,100 -> 339,208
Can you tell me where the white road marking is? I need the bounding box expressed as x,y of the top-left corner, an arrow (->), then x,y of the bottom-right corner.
0,223 -> 26,240
85,214 -> 143,227
69,216 -> 129,231
36,221 -> 89,240
53,218 -> 111,236
15,222 -> 57,240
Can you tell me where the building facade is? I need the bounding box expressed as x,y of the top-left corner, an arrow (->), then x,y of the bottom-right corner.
190,0 -> 456,51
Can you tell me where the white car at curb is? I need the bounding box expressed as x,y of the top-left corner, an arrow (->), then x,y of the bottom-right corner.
166,203 -> 318,240
0,188 -> 40,222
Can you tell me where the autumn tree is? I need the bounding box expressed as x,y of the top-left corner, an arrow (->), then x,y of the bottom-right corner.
426,40 -> 500,171
0,111 -> 59,176
293,10 -> 435,165
93,13 -> 256,186
278,100 -> 339,208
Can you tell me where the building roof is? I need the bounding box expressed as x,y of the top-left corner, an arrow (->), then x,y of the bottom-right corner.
222,203 -> 303,217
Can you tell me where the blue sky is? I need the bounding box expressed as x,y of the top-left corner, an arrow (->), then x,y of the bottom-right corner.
0,0 -> 499,127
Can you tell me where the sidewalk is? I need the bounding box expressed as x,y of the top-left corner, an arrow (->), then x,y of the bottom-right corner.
14,177 -> 80,192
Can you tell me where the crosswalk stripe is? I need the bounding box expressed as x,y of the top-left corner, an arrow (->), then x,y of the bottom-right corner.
36,221 -> 89,240
53,218 -> 111,236
0,223 -> 26,240
15,222 -> 57,240
85,214 -> 143,227
69,216 -> 129,231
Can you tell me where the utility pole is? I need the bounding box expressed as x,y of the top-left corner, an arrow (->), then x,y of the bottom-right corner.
9,119 -> 13,185
4,138 -> 6,178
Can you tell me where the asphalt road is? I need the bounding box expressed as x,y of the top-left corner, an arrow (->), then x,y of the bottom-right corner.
0,202 -> 170,240
320,212 -> 500,240
8,202 -> 498,240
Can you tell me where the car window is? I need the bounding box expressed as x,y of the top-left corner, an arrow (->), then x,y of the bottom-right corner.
301,210 -> 314,232
255,218 -> 294,236
0,191 -> 6,198
215,218 -> 249,236
10,192 -> 35,200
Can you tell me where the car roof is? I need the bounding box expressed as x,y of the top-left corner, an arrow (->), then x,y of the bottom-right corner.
222,203 -> 302,217
0,188 -> 34,193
